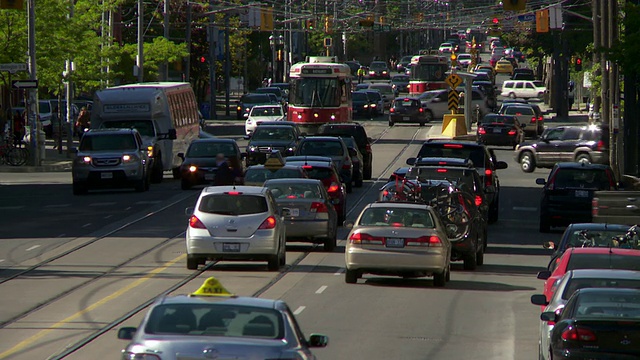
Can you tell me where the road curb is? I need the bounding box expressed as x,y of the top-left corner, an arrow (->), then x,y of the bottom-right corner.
0,161 -> 72,173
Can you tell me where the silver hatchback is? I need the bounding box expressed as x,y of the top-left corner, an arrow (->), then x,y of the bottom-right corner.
185,186 -> 286,271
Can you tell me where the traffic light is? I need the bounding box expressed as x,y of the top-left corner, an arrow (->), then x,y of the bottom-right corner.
324,15 -> 332,34
450,53 -> 457,68
503,0 -> 526,11
0,0 -> 24,10
306,19 -> 315,30
575,57 -> 582,71
492,17 -> 499,24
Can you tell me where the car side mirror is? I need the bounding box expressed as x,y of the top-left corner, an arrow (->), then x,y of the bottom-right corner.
117,327 -> 137,340
167,128 -> 177,140
537,270 -> 551,280
178,152 -> 185,160
531,294 -> 549,306
348,148 -> 357,157
495,161 -> 508,170
185,207 -> 194,216
543,241 -> 556,250
405,157 -> 417,166
308,334 -> 329,348
243,135 -> 251,140
540,311 -> 557,323
536,178 -> 546,185
344,220 -> 354,229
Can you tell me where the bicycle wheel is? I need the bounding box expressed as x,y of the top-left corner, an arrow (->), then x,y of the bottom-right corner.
7,147 -> 28,166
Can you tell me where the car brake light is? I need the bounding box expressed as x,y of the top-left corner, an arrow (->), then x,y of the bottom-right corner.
365,144 -> 372,152
437,169 -> 447,173
443,144 -> 463,148
419,107 -> 424,112
390,108 -> 395,113
189,215 -> 206,229
478,127 -> 486,135
349,232 -> 384,245
406,236 -> 443,247
225,191 -> 242,195
538,116 -> 543,121
302,165 -> 313,169
258,216 -> 277,229
485,169 -> 493,188
531,116 -> 536,122
561,327 -> 597,342
382,190 -> 389,196
508,129 -> 517,135
475,195 -> 483,207
597,140 -> 605,151
592,198 -> 599,216
342,159 -> 351,169
328,182 -> 340,192
310,202 -> 328,213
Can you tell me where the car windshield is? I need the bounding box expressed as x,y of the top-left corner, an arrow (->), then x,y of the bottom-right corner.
352,92 -> 368,101
359,208 -> 435,228
80,134 -> 137,151
552,169 -> 613,190
533,81 -> 544,88
370,62 -> 387,69
251,127 -> 295,141
250,107 -> 282,117
245,168 -> 303,184
417,144 -> 485,168
145,304 -> 284,338
573,292 -> 640,317
370,86 -> 393,95
199,194 -> 268,215
562,279 -> 640,301
266,182 -> 323,199
481,115 -> 516,125
567,253 -> 640,272
187,142 -> 237,158
299,141 -> 344,156
99,120 -> 156,137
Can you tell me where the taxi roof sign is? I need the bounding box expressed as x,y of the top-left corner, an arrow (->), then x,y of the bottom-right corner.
264,150 -> 285,170
190,277 -> 235,297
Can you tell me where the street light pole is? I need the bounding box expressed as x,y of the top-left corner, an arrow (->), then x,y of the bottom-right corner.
137,0 -> 144,82
269,34 -> 276,82
27,0 -> 40,166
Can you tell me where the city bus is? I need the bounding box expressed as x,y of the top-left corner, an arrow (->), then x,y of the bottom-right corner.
91,82 -> 200,182
288,57 -> 352,133
408,55 -> 449,95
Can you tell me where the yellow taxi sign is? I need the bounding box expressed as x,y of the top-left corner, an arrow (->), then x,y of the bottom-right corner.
191,277 -> 234,297
264,150 -> 285,170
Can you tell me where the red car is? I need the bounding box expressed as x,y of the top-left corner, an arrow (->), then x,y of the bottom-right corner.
285,157 -> 348,224
536,247 -> 640,309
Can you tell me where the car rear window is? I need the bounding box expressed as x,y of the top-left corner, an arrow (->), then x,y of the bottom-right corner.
562,278 -> 640,300
371,85 -> 393,95
481,115 -> 516,125
251,127 -> 295,141
198,194 -> 268,215
319,125 -> 367,147
242,94 -> 271,103
358,208 -> 434,228
250,107 -> 282,116
417,144 -> 485,168
245,168 -> 304,184
187,142 -> 237,158
80,134 -> 137,151
352,92 -> 368,101
266,183 -> 323,199
394,99 -> 420,108
567,253 -> 640,272
299,140 -> 344,156
505,106 -> 534,115
562,229 -> 635,251
551,169 -> 613,190
407,168 -> 478,193
145,304 -> 283,338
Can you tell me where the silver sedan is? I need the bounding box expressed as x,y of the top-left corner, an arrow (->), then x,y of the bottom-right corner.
345,202 -> 452,286
264,178 -> 338,252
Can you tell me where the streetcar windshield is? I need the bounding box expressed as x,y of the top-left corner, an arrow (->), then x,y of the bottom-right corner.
410,63 -> 448,81
290,78 -> 341,107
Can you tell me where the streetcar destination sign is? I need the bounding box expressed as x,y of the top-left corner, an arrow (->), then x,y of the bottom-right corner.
301,68 -> 333,75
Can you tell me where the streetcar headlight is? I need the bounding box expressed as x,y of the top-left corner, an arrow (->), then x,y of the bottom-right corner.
297,114 -> 302,119
330,114 -> 336,120
313,113 -> 319,118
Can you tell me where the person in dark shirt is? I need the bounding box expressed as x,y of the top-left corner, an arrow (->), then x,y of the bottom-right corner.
213,153 -> 235,186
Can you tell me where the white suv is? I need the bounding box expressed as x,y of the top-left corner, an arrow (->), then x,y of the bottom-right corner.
185,186 -> 287,271
418,89 -> 490,122
501,80 -> 546,100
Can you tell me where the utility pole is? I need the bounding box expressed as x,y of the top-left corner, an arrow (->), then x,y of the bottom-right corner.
208,0 -> 217,119
184,2 -> 192,83
162,0 -> 169,81
592,0 -> 601,114
27,0 -> 40,166
224,14 -> 230,116
609,0 -> 620,175
624,0 -> 639,176
65,0 -> 74,155
137,0 -> 144,82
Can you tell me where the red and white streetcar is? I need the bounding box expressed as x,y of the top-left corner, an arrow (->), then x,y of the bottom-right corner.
408,55 -> 449,95
288,57 -> 352,133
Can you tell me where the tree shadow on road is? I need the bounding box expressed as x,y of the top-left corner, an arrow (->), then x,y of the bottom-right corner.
362,277 -> 536,291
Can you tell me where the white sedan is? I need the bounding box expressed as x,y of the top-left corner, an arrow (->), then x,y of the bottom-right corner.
245,104 -> 286,135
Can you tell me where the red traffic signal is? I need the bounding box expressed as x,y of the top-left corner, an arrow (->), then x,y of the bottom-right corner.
199,56 -> 206,63
576,58 -> 582,65
492,17 -> 499,24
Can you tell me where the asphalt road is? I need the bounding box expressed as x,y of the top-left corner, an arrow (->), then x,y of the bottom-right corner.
0,116 -> 570,360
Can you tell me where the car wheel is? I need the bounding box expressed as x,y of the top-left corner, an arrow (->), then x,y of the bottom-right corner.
267,254 -> 280,271
172,167 -> 181,179
520,151 -> 536,173
445,264 -> 451,281
134,178 -> 146,192
425,110 -> 434,122
364,163 -> 372,180
463,251 -> 477,271
186,255 -> 199,270
323,234 -> 336,252
181,178 -> 192,190
278,241 -> 286,266
150,155 -> 164,183
488,196 -> 499,224
419,122 -> 425,127
388,120 -> 394,127
433,270 -> 446,287
576,153 -> 592,164
476,238 -> 485,266
355,171 -> 363,187
509,92 -> 516,99
345,269 -> 358,284
72,181 -> 88,195
539,216 -> 551,233
346,181 -> 353,194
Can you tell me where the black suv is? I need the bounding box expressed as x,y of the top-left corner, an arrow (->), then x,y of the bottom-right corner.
317,123 -> 373,180
236,93 -> 273,119
515,125 -> 609,173
244,125 -> 300,166
536,162 -> 617,233
407,140 -> 507,223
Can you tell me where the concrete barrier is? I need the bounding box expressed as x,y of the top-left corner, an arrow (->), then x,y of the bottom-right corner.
442,114 -> 467,138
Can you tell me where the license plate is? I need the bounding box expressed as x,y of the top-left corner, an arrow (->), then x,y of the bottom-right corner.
493,128 -> 502,133
575,190 -> 589,197
223,243 -> 241,252
386,238 -> 405,248
205,173 -> 215,180
290,208 -> 300,217
101,172 -> 113,179
403,116 -> 410,121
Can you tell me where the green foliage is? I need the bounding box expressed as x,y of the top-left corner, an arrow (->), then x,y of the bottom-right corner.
609,2 -> 640,75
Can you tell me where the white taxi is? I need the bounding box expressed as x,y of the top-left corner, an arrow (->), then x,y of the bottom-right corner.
245,104 -> 286,135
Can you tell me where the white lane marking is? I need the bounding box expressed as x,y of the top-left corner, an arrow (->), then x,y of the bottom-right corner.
25,245 -> 41,251
315,285 -> 328,294
89,202 -> 117,207
82,223 -> 92,228
513,206 -> 537,212
104,215 -> 113,219
0,259 -> 5,263
0,206 -> 25,210
293,306 -> 306,315
44,204 -> 71,208
334,268 -> 344,276
135,200 -> 161,205
56,234 -> 66,238
125,207 -> 132,211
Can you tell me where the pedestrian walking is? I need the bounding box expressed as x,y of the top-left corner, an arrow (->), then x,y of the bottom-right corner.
75,106 -> 90,138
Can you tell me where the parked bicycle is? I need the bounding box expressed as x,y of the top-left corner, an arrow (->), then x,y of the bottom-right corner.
0,134 -> 29,166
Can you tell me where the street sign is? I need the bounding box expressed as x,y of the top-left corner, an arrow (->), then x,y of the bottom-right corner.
517,14 -> 535,22
445,74 -> 462,89
383,25 -> 391,32
324,37 -> 332,48
0,63 -> 27,73
448,90 -> 459,111
12,79 -> 38,89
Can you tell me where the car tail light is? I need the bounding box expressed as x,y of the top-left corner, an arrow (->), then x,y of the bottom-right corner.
382,189 -> 389,196
189,215 -> 206,229
419,107 -> 424,112
390,108 -> 395,113
349,232 -> 384,245
484,169 -> 493,188
561,327 -> 597,342
444,144 -> 463,148
531,116 -> 536,122
592,198 -> 599,216
437,169 -> 447,173
597,140 -> 606,151
258,216 -> 277,229
538,116 -> 543,122
365,143 -> 372,153
475,195 -> 483,207
406,236 -> 443,247
342,159 -> 351,169
310,202 -> 328,213
508,129 -> 517,135
478,127 -> 486,135
302,165 -> 313,169
328,182 -> 340,193
225,191 -> 242,195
